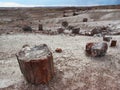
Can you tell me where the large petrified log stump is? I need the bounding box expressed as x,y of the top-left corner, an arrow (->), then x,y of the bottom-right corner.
16,44 -> 54,84
86,42 -> 108,57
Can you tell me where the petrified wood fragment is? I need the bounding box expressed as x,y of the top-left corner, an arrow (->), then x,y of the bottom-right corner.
103,36 -> 112,42
110,40 -> 117,47
55,48 -> 62,53
38,24 -> 43,31
86,42 -> 108,57
72,28 -> 80,34
22,25 -> 32,32
16,44 -> 54,84
57,28 -> 64,34
83,18 -> 88,22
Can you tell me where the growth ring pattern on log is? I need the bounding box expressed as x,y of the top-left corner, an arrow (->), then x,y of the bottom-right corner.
16,44 -> 54,84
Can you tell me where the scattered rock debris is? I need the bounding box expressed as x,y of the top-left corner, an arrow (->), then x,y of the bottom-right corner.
55,48 -> 62,53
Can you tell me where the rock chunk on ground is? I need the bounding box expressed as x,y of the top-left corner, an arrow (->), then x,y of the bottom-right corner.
110,40 -> 117,47
57,28 -> 64,34
86,42 -> 108,57
103,36 -> 112,42
55,48 -> 62,53
72,28 -> 80,34
83,18 -> 88,22
22,25 -> 32,32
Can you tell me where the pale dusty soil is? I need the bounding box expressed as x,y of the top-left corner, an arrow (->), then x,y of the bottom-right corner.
0,8 -> 120,90
0,33 -> 120,90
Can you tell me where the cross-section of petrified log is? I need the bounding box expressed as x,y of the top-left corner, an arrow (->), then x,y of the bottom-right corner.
110,40 -> 117,47
16,44 -> 54,84
86,42 -> 108,57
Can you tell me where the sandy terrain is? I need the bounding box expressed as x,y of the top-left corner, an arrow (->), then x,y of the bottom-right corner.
0,33 -> 120,90
0,6 -> 120,90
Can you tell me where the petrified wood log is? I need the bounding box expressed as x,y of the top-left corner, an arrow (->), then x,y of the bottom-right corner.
72,28 -> 80,34
83,18 -> 88,22
86,42 -> 108,57
38,24 -> 43,31
16,44 -> 54,84
110,40 -> 117,47
103,36 -> 112,42
57,28 -> 64,34
22,25 -> 32,32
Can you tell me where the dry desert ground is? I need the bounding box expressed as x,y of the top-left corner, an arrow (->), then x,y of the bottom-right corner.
0,6 -> 120,90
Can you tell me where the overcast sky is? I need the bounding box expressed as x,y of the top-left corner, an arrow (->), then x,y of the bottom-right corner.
0,0 -> 120,7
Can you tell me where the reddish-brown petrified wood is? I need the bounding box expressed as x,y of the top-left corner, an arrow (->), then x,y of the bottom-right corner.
86,42 -> 108,57
103,36 -> 112,42
16,44 -> 54,84
55,48 -> 62,53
